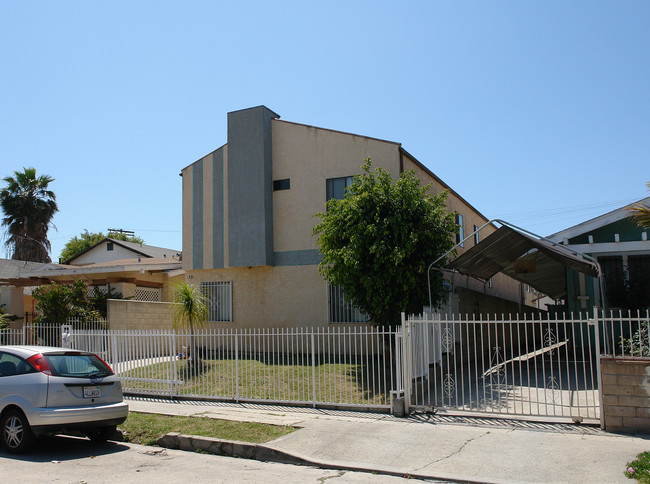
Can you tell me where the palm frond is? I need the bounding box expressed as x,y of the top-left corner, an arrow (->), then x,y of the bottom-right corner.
173,282 -> 208,331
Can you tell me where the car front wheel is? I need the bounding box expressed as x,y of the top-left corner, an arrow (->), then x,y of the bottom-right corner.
2,410 -> 34,454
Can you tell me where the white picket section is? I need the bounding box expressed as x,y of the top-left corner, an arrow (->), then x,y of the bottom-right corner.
30,325 -> 398,410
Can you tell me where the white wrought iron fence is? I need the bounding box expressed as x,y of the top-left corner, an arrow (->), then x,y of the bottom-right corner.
0,329 -> 25,346
598,309 -> 650,359
402,311 -> 602,422
0,318 -> 108,347
58,326 -> 398,410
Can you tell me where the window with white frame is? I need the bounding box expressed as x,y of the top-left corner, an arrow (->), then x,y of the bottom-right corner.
474,225 -> 479,245
328,284 -> 369,323
200,281 -> 232,322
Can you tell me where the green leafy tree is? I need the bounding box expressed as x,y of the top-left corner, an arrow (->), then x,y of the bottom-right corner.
0,167 -> 58,262
628,181 -> 650,229
32,280 -> 103,326
60,229 -> 145,263
173,282 -> 208,367
313,159 -> 458,327
88,286 -> 125,319
0,310 -> 9,332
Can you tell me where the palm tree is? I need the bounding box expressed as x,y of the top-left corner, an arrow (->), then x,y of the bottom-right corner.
173,282 -> 208,367
628,181 -> 650,229
0,167 -> 58,262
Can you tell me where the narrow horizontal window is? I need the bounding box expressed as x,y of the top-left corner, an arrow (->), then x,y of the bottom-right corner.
273,179 -> 290,191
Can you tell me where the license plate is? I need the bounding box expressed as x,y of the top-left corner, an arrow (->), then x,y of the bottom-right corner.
83,386 -> 101,398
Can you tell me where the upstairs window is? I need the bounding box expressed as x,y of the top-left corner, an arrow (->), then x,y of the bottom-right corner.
326,176 -> 353,201
107,242 -> 114,251
456,214 -> 464,247
474,225 -> 479,245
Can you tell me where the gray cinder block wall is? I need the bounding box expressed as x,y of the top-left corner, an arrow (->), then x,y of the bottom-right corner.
601,357 -> 650,433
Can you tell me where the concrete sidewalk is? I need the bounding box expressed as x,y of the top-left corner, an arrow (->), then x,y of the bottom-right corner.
124,396 -> 650,483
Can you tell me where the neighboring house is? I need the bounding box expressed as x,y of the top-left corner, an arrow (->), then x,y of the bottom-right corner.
547,197 -> 650,313
62,238 -> 180,266
181,105 -> 538,328
0,240 -> 184,329
16,257 -> 184,303
0,259 -> 60,324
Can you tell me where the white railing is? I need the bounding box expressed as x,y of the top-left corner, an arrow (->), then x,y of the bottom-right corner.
0,329 -> 25,346
403,311 -> 602,422
599,309 -> 650,359
0,318 -> 108,347
56,326 -> 398,410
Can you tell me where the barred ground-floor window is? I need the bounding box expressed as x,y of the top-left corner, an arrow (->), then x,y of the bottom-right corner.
200,281 -> 233,322
328,284 -> 369,323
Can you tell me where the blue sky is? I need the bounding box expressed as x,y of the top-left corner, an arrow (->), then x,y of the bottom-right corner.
1,1 -> 648,261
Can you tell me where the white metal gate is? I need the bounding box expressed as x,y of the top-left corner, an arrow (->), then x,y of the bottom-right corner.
401,311 -> 602,423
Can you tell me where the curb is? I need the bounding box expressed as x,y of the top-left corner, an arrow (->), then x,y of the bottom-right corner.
156,433 -> 492,484
156,432 -> 307,466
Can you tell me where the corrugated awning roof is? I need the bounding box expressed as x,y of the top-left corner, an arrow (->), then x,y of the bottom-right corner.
444,226 -> 599,300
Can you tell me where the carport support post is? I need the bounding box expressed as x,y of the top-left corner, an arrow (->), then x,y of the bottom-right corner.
311,330 -> 317,408
235,331 -> 240,403
594,307 -> 605,429
171,330 -> 177,398
401,313 -> 411,414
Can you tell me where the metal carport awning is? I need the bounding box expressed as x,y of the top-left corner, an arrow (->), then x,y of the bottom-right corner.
433,221 -> 602,302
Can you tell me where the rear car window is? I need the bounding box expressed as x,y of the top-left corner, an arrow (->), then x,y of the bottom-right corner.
0,352 -> 36,376
43,353 -> 113,378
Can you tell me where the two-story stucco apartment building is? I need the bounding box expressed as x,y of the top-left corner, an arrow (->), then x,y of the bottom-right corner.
181,106 -> 534,328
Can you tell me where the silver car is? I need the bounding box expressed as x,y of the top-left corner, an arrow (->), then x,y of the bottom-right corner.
0,346 -> 128,453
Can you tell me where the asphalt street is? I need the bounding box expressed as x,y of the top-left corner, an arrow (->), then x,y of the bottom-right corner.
0,434 -> 419,484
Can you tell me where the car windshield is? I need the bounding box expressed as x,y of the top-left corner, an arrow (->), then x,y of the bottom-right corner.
43,353 -> 113,378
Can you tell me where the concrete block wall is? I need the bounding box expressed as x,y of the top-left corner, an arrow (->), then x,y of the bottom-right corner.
108,299 -> 175,330
601,357 -> 650,433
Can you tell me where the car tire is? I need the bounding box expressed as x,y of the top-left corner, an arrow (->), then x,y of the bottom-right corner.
87,425 -> 118,443
1,409 -> 35,454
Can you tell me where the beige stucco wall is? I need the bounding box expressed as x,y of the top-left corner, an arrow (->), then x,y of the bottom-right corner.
187,264 -> 329,328
271,120 -> 401,253
162,273 -> 185,302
